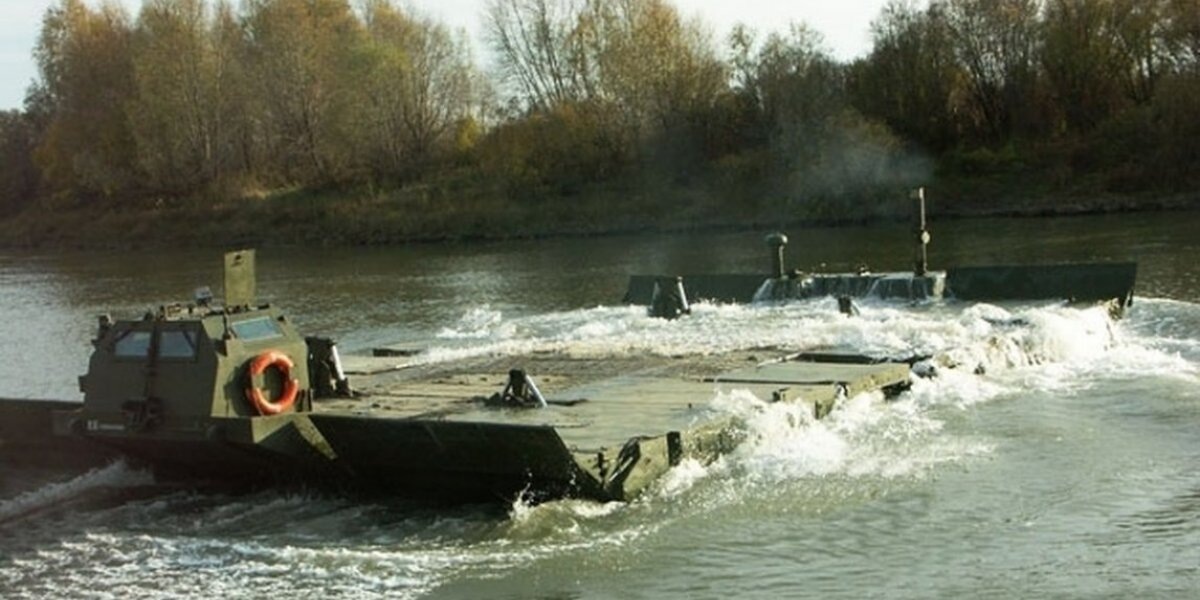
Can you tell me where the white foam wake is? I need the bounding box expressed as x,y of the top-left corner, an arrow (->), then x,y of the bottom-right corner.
0,461 -> 152,525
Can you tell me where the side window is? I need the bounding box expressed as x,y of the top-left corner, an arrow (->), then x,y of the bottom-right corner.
114,330 -> 152,359
158,329 -> 198,360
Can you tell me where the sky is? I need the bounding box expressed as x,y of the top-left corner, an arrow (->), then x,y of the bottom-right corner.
0,0 -> 892,111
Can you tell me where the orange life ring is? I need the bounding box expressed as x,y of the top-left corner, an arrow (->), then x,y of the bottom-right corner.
245,350 -> 299,415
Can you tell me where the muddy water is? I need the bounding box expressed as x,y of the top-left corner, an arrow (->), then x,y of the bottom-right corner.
2,212 -> 1199,598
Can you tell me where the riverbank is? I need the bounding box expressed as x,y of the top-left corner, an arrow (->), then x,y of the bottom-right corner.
1,179 -> 1197,251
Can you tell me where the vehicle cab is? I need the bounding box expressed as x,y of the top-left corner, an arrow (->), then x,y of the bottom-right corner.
69,250 -> 313,441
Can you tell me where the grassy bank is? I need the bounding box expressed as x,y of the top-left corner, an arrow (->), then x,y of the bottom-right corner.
1,171 -> 1197,251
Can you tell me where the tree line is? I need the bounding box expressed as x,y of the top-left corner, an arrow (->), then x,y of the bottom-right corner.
852,0 -> 1200,195
2,0 -> 1198,222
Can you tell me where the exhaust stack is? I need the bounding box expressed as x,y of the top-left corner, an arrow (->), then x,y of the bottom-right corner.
911,188 -> 930,276
765,233 -> 789,279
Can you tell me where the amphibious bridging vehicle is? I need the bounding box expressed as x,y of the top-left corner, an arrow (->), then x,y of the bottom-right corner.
0,251 -> 911,504
626,189 -> 1138,319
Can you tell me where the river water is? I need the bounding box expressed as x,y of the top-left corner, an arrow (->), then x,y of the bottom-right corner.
1,212 -> 1199,598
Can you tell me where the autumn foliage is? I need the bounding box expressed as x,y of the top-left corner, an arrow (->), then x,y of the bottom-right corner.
2,0 -> 1199,232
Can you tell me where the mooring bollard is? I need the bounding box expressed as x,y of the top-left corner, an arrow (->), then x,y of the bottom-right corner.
837,295 -> 860,316
649,276 -> 690,320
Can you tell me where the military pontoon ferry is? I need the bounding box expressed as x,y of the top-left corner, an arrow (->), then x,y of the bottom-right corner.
627,190 -> 1137,319
0,250 -> 912,504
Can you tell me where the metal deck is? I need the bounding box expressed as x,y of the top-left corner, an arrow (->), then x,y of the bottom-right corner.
319,349 -> 912,500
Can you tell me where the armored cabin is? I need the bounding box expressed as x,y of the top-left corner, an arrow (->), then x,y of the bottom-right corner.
61,250 -> 323,479
79,305 -> 310,425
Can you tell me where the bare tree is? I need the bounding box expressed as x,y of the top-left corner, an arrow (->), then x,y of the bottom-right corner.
1164,0 -> 1200,70
1041,0 -> 1127,131
359,1 -> 479,177
851,0 -> 960,150
943,0 -> 1041,139
485,0 -> 591,111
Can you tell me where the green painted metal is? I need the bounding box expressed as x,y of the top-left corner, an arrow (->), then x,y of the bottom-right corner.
625,264 -> 1135,307
0,251 -> 914,504
945,263 -> 1138,307
625,222 -> 1136,309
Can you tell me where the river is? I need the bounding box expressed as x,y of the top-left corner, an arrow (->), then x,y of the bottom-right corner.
1,212 -> 1199,598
